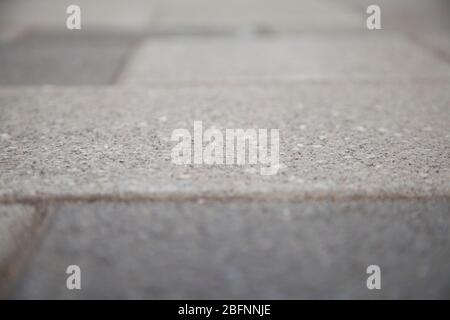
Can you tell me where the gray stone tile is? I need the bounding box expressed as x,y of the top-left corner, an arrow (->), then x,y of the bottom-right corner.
1,0 -> 448,34
10,201 -> 450,299
417,34 -> 450,65
0,204 -> 40,292
0,0 -> 154,31
0,31 -> 139,85
119,34 -> 450,85
0,84 -> 449,199
0,26 -> 27,44
343,0 -> 450,34
152,0 -> 364,32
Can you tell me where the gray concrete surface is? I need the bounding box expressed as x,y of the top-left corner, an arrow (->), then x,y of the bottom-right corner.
151,0 -> 364,32
119,34 -> 450,85
0,0 -> 449,300
345,0 -> 450,33
0,0 -> 154,31
10,201 -> 450,299
1,83 -> 449,199
0,31 -> 140,85
0,0 -> 362,33
417,34 -> 450,65
1,0 -> 448,35
0,204 -> 42,292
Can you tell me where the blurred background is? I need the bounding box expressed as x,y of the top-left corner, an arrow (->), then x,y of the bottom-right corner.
0,0 -> 449,85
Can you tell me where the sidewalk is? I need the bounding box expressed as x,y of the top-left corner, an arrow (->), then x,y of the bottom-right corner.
0,0 -> 449,299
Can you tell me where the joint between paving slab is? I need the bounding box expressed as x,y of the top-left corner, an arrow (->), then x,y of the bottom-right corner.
0,192 -> 449,207
109,35 -> 147,84
0,202 -> 55,298
118,75 -> 450,88
404,31 -> 450,66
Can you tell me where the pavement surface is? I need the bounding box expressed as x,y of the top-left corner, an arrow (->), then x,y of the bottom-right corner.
10,201 -> 450,299
0,0 -> 449,299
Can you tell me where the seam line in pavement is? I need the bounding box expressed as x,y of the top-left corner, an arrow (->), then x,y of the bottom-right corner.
1,192 -> 449,206
109,36 -> 147,84
0,203 -> 55,298
404,31 -> 450,66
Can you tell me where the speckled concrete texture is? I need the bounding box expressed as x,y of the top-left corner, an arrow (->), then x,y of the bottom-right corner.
1,84 -> 449,199
1,0 -> 450,300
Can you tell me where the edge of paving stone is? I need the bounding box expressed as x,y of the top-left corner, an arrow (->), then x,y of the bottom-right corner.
0,190 -> 448,298
1,191 -> 450,205
404,32 -> 450,67
0,202 -> 55,299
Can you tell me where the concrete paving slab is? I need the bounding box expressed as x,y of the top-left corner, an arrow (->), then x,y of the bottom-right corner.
0,204 -> 42,293
344,0 -> 450,34
0,0 -> 154,31
0,84 -> 449,199
152,0 -> 364,33
0,31 -> 139,85
417,34 -> 450,66
9,201 -> 450,299
119,34 -> 450,85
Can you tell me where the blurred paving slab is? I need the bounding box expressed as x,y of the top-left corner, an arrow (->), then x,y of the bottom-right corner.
344,0 -> 450,34
0,204 -> 44,294
119,34 -> 450,85
152,0 -> 364,33
0,31 -> 140,85
0,0 -> 447,35
0,84 -> 449,199
0,0 -> 154,31
9,201 -> 450,299
417,34 -> 450,65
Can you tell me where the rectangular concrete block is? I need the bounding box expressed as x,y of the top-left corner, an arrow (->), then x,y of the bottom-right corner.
0,204 -> 42,293
345,0 -> 450,34
0,84 -> 449,199
9,201 -> 450,299
119,34 -> 450,85
0,31 -> 140,85
152,0 -> 364,32
418,34 -> 450,65
0,0 -> 154,31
